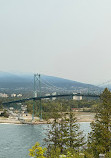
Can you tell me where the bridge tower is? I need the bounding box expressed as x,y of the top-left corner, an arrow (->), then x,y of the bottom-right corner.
32,74 -> 42,120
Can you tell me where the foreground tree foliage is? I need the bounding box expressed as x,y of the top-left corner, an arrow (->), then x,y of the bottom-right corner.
67,109 -> 85,151
29,142 -> 47,158
29,143 -> 95,158
88,88 -> 111,157
45,106 -> 85,156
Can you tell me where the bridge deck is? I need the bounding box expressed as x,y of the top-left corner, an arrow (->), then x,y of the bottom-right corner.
3,93 -> 100,105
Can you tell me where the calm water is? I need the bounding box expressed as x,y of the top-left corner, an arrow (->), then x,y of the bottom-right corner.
0,122 -> 91,158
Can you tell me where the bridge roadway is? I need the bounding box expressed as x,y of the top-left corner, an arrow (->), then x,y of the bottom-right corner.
3,93 -> 100,105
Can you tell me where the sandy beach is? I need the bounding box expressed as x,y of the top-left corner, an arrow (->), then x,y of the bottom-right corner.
75,112 -> 95,122
0,112 -> 95,124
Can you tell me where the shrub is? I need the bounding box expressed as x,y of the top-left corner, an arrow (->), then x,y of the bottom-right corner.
0,110 -> 9,118
29,142 -> 47,158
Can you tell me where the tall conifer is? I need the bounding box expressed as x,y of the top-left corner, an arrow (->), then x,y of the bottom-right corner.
67,109 -> 85,151
88,88 -> 111,157
45,106 -> 85,155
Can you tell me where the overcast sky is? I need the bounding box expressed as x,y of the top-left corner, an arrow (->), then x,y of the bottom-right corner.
0,0 -> 111,84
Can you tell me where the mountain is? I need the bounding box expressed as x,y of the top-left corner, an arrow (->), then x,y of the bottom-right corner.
0,72 -> 100,94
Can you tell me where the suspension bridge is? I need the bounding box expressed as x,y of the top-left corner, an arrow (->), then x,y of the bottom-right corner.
2,73 -> 109,120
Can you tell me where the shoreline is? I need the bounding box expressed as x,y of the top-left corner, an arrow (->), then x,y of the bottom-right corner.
0,112 -> 95,125
0,121 -> 92,125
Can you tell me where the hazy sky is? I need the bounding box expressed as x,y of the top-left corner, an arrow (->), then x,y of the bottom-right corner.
0,0 -> 111,84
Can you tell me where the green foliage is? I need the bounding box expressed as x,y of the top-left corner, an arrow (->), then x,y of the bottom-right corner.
29,142 -> 47,158
47,146 -> 61,158
27,101 -> 33,114
88,88 -> 111,157
83,150 -> 94,158
106,151 -> 111,158
66,109 -> 85,150
0,100 -> 3,110
29,143 -> 95,158
0,109 -> 9,117
0,104 -> 3,110
45,107 -> 85,156
26,99 -> 100,119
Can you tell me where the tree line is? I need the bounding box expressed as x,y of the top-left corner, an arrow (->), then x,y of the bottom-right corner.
26,97 -> 100,120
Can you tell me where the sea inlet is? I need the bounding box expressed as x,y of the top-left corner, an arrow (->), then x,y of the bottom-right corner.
0,122 -> 91,158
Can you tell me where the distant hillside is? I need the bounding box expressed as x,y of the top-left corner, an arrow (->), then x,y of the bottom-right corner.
0,71 -> 32,89
0,72 -> 100,93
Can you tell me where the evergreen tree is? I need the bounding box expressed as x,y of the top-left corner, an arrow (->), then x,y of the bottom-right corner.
58,112 -> 69,153
67,109 -> 85,151
45,106 -> 85,155
44,104 -> 62,155
88,88 -> 111,157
